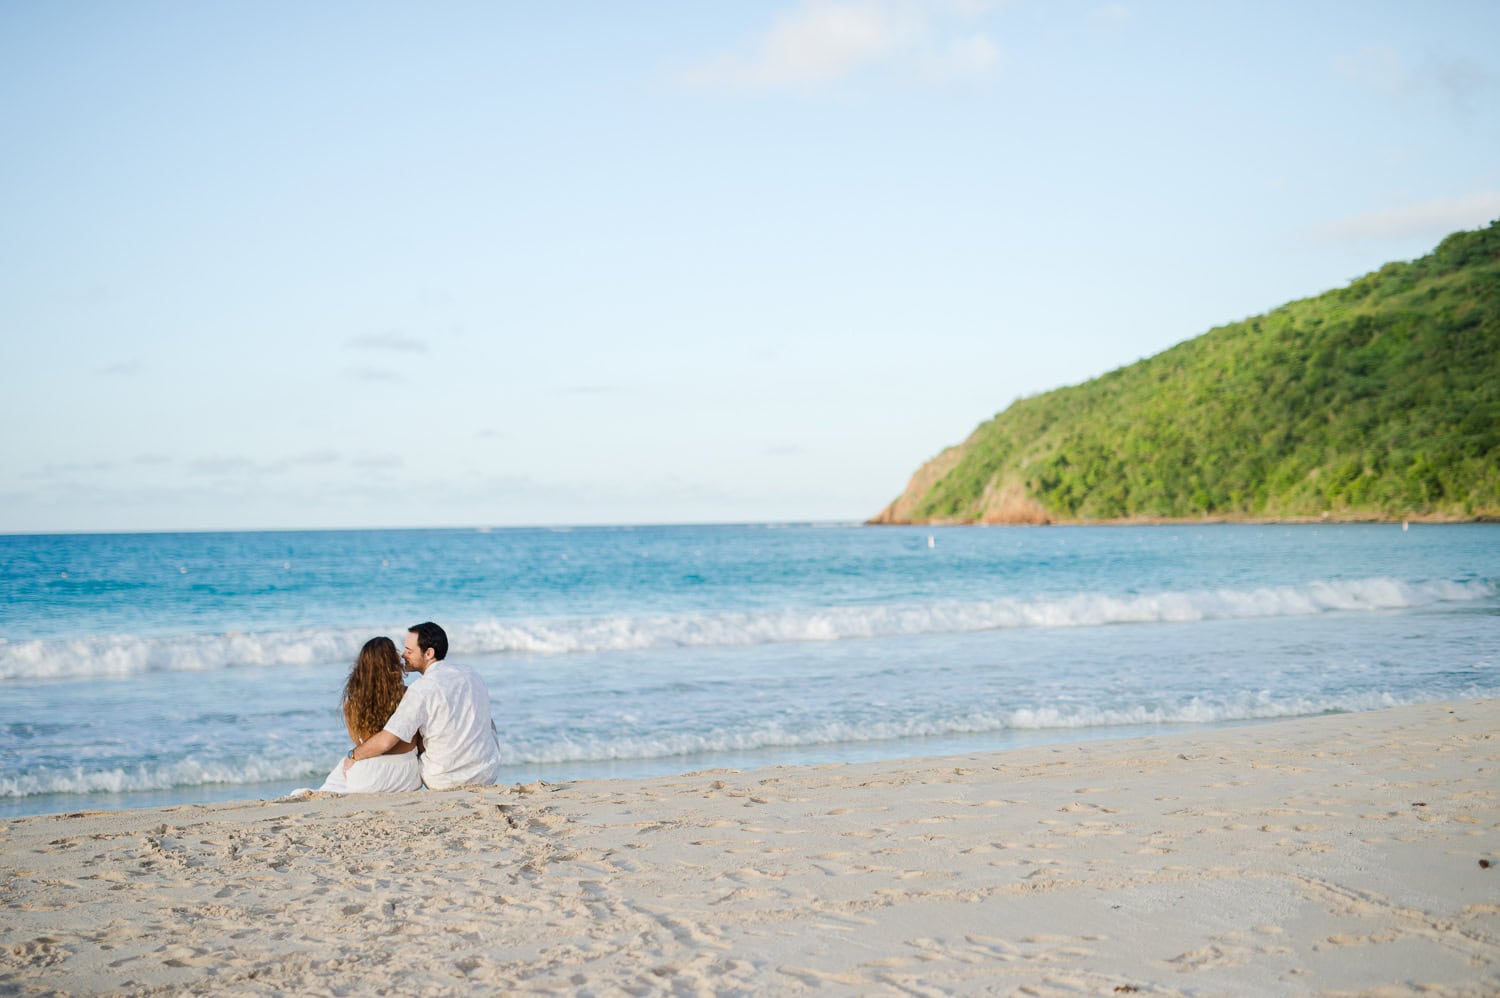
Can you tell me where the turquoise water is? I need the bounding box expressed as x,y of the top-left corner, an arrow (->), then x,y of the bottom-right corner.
2,523 -> 1497,818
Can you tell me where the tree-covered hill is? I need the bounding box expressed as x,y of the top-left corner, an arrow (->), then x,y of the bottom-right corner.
872,220 -> 1500,524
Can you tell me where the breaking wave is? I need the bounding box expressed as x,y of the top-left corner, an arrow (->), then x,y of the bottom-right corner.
8,687 -> 1492,799
3,576 -> 1491,682
0,753 -> 324,799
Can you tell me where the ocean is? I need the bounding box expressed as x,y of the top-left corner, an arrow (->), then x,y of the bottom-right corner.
2,523 -> 1496,819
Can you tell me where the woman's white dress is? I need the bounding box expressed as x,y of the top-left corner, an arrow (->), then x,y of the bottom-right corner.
315,749 -> 423,793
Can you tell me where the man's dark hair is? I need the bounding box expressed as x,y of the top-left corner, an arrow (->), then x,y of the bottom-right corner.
408,621 -> 448,662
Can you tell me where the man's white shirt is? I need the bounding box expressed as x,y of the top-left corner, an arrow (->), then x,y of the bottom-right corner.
383,661 -> 501,790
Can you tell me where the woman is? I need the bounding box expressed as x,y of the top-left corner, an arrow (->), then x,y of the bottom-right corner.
315,636 -> 423,793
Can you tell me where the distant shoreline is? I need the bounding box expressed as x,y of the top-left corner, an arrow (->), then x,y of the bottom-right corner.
868,512 -> 1498,526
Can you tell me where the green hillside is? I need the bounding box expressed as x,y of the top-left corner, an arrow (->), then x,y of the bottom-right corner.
873,221 -> 1500,524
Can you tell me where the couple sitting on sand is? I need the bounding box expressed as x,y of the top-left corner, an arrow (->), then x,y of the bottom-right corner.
316,621 -> 503,794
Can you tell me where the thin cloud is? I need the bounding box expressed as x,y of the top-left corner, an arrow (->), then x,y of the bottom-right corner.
350,453 -> 403,469
98,361 -> 141,376
188,451 -> 360,478
945,0 -> 1003,13
1425,54 -> 1496,114
41,460 -> 116,476
267,450 -> 340,473
187,456 -> 254,476
1311,192 -> 1500,242
345,365 -> 400,382
684,0 -> 999,91
1090,4 -> 1132,27
1334,45 -> 1409,97
346,332 -> 429,353
921,32 -> 999,82
1334,46 -> 1495,113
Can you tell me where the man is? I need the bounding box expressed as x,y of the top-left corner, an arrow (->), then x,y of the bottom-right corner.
343,621 -> 502,790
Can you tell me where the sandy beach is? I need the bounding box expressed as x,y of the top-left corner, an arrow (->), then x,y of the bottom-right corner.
3,700 -> 1497,996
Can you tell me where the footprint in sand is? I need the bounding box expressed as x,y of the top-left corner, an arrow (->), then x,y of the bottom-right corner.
4,938 -> 69,970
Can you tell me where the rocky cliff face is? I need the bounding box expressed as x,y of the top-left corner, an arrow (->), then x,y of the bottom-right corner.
868,437 -> 1050,525
867,443 -> 964,524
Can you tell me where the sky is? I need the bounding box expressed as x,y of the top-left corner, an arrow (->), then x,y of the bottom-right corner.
2,1 -> 1497,533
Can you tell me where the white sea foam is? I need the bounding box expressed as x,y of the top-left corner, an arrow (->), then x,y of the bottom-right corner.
489,688 -> 1491,766
0,628 -> 371,682
8,689 -> 1492,799
2,576 -> 1491,682
0,754 -> 324,799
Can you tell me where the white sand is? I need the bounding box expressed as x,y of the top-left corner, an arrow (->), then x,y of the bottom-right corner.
3,700 -> 1498,995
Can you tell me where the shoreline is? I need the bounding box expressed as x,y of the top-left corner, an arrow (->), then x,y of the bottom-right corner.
4,699 -> 1497,994
868,512 -> 1499,526
0,719 -> 1299,823
0,706 -> 1457,823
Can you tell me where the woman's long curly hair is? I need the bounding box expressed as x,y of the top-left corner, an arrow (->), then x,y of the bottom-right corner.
342,636 -> 408,743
